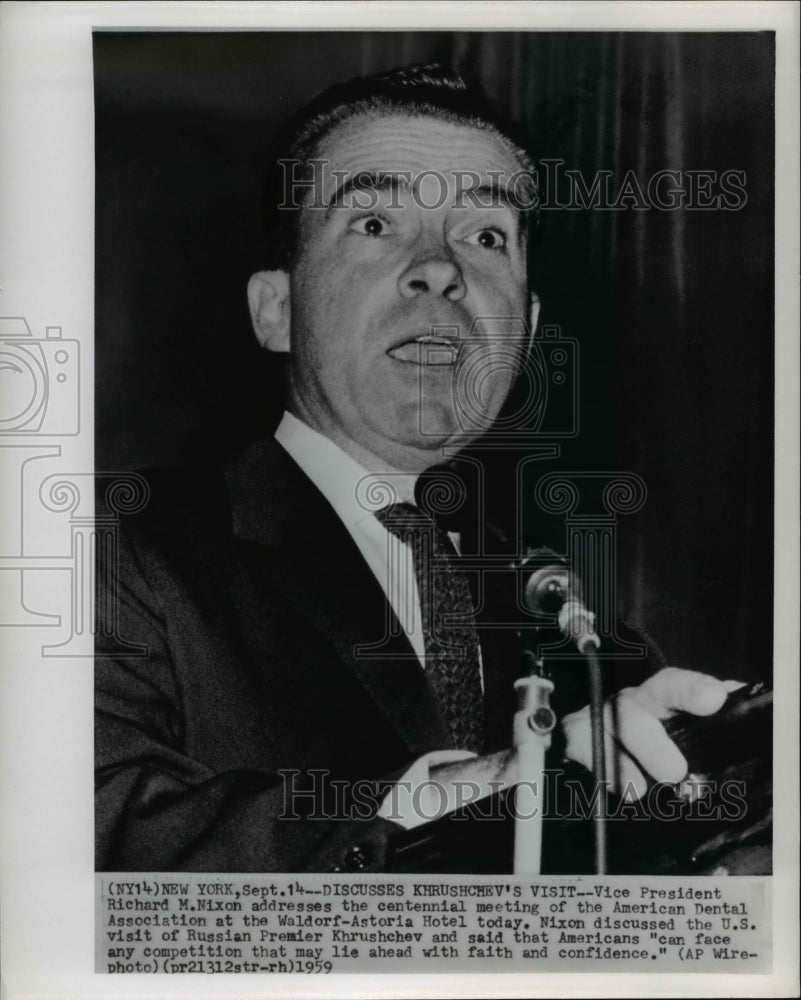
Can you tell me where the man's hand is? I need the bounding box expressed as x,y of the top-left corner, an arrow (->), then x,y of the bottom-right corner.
390,668 -> 742,827
562,667 -> 744,800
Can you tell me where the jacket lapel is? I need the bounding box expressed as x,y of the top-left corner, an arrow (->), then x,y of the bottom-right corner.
224,438 -> 452,756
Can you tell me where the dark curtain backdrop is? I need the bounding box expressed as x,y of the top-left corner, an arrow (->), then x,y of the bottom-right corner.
94,32 -> 773,681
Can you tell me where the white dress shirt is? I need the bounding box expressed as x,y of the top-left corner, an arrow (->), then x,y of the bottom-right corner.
275,412 -> 476,827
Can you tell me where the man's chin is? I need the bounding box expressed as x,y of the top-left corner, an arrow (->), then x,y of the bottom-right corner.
417,404 -> 496,443
382,407 -> 484,467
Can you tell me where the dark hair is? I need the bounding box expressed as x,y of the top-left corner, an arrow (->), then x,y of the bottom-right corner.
261,63 -> 537,270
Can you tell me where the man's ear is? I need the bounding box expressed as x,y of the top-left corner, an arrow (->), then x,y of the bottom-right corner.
520,292 -> 541,361
247,270 -> 291,353
528,292 -> 541,338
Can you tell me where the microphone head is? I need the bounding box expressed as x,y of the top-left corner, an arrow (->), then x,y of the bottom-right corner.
524,565 -> 572,616
521,550 -> 598,652
521,548 -> 582,617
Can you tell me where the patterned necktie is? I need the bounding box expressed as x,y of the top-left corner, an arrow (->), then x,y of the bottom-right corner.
375,501 -> 485,754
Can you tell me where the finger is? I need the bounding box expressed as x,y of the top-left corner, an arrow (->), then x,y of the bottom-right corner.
611,689 -> 688,784
723,679 -> 748,693
632,667 -> 731,719
610,745 -> 649,801
562,705 -> 649,797
561,705 -> 593,772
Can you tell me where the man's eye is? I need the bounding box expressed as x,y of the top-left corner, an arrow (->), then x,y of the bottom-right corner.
465,227 -> 507,251
349,215 -> 391,237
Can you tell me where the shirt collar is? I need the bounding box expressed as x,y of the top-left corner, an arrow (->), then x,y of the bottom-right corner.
274,412 -> 418,529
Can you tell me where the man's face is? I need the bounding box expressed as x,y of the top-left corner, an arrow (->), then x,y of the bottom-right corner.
283,112 -> 531,472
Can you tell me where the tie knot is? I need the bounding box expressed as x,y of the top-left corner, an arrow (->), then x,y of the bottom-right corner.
374,502 -> 435,539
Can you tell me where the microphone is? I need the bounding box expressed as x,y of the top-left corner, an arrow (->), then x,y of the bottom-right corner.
520,551 -> 607,873
522,555 -> 600,655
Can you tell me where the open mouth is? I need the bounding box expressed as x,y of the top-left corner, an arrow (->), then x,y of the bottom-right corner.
387,334 -> 460,366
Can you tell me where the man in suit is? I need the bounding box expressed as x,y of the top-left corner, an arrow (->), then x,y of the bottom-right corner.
95,64 -> 736,873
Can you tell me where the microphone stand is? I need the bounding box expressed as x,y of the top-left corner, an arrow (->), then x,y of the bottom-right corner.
513,577 -> 607,875
559,599 -> 607,875
512,655 -> 556,874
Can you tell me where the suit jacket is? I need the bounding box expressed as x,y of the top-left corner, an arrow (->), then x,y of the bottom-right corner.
95,437 -> 526,872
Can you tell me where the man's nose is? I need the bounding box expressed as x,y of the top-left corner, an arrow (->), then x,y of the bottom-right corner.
398,246 -> 467,301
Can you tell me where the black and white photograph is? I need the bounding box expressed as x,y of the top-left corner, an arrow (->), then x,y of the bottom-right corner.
94,29 -> 774,873
0,3 -> 798,998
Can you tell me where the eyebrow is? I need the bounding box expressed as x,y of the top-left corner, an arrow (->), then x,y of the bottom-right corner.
456,178 -> 535,215
325,172 -> 411,216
